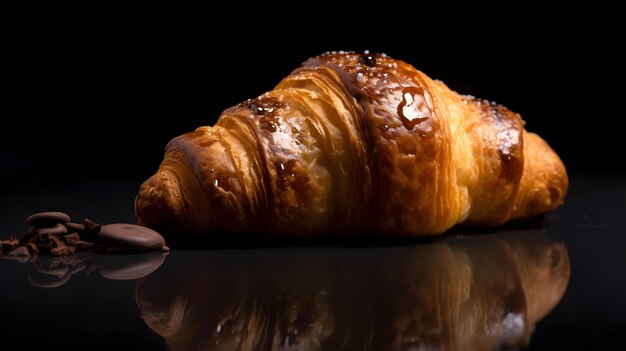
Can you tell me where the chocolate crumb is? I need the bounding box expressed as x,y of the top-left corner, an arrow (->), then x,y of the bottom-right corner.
50,245 -> 76,256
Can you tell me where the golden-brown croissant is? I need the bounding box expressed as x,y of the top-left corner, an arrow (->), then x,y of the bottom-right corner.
135,52 -> 568,236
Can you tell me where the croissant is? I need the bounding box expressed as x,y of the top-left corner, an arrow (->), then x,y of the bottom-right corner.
135,52 -> 568,236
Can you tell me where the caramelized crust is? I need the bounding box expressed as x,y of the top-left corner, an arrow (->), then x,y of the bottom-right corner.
135,52 -> 568,237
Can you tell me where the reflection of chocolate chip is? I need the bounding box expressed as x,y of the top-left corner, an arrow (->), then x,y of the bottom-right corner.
99,224 -> 166,253
33,257 -> 69,277
25,251 -> 168,288
98,252 -> 168,280
26,212 -> 71,227
9,246 -> 30,257
28,270 -> 72,288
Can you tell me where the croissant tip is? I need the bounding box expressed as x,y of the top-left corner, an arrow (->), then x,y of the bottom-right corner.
135,172 -> 182,234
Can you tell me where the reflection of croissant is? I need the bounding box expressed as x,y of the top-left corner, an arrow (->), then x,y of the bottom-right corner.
136,231 -> 570,350
136,52 -> 568,236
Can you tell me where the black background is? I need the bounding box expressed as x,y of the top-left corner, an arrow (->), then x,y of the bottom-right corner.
2,26 -> 622,183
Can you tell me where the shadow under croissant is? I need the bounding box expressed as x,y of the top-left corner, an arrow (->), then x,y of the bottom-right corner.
136,230 -> 570,351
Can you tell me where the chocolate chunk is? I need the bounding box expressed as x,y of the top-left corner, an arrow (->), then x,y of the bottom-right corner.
83,218 -> 103,234
64,233 -> 94,250
0,238 -> 20,254
64,219 -> 101,237
98,224 -> 166,253
30,233 -> 66,253
26,212 -> 71,227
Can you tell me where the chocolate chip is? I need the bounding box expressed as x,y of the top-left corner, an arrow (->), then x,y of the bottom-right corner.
26,212 -> 71,227
64,222 -> 86,233
34,223 -> 69,237
98,224 -> 166,252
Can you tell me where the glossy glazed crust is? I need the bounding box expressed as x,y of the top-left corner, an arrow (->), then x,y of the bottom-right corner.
135,53 -> 568,237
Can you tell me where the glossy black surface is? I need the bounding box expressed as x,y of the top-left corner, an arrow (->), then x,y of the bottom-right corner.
0,174 -> 624,350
